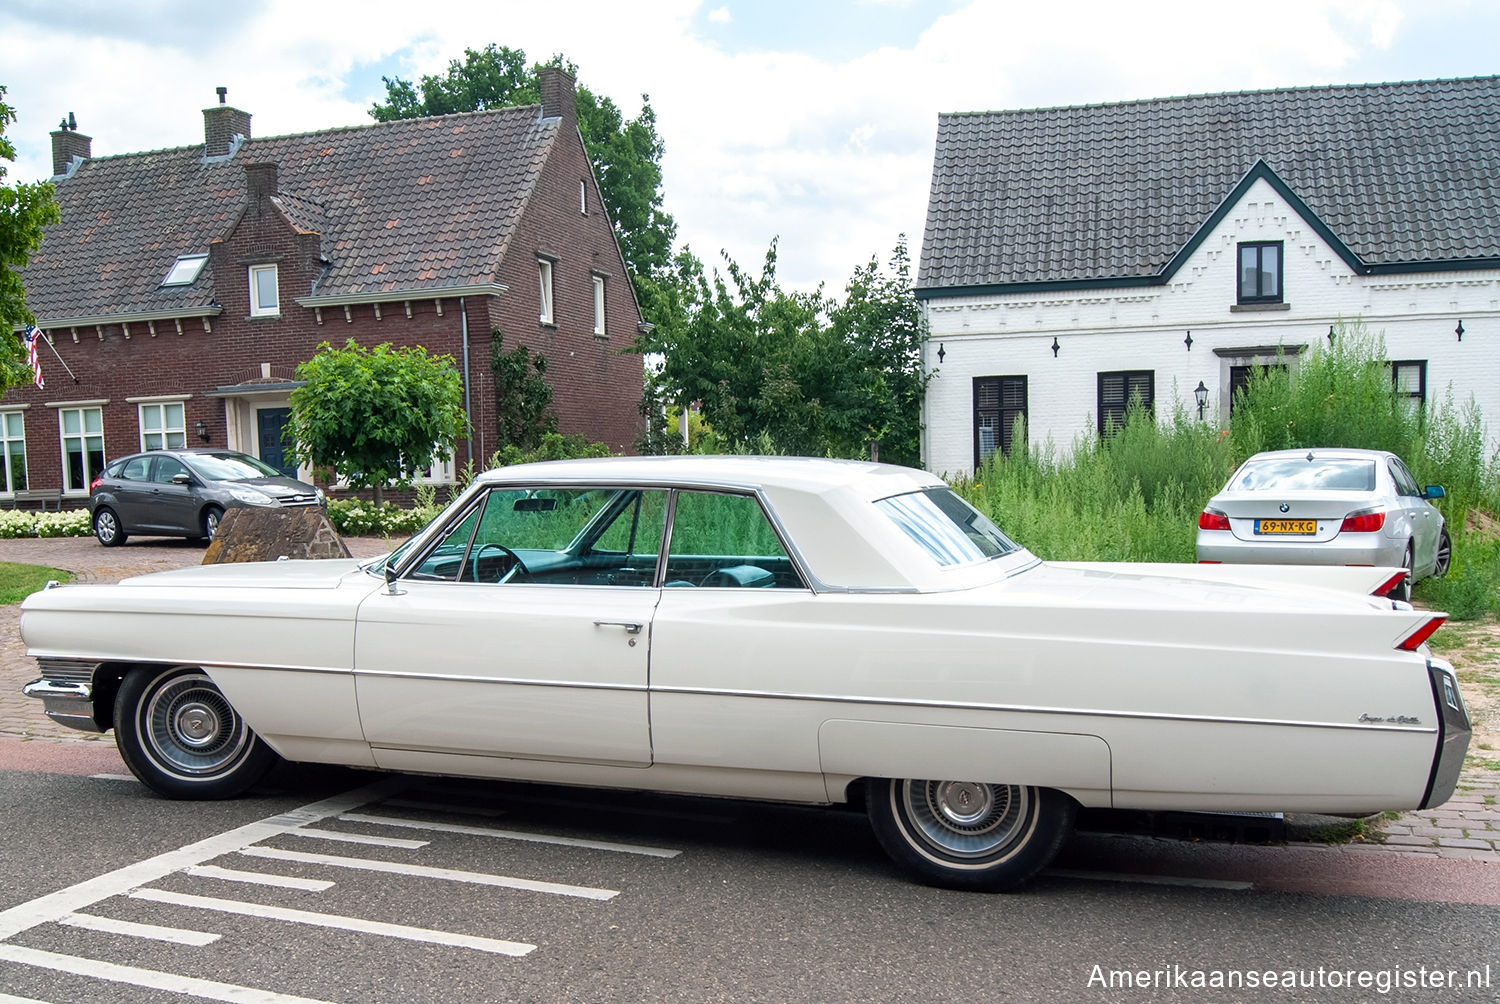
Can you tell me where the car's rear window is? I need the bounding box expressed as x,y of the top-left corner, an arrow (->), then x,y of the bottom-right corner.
1230,458 -> 1376,492
876,488 -> 1018,567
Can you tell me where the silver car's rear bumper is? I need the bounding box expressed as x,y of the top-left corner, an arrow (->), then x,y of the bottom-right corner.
21,678 -> 105,733
1196,531 -> 1405,568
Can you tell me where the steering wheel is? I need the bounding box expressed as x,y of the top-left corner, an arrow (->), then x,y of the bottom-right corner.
472,544 -> 530,584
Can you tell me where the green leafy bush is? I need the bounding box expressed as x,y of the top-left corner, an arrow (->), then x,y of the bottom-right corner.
0,509 -> 92,539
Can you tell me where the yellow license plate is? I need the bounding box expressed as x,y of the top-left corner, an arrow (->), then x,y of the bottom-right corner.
1255,519 -> 1316,535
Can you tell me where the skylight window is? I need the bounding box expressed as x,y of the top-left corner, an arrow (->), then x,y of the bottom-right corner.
161,254 -> 209,287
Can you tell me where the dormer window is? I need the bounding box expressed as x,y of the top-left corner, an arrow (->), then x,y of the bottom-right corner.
1237,242 -> 1283,303
161,254 -> 209,287
249,264 -> 279,316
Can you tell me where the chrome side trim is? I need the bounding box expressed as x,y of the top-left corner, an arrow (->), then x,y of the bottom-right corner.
351,669 -> 647,693
21,679 -> 105,733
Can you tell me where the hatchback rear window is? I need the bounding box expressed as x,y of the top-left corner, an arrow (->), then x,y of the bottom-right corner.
1230,459 -> 1376,492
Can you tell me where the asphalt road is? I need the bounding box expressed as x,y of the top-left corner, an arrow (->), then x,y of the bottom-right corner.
2,756 -> 1497,1003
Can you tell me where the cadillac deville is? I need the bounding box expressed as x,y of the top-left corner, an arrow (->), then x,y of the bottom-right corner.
21,456 -> 1471,890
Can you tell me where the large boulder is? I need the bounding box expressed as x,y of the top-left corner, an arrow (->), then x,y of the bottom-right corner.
202,507 -> 352,564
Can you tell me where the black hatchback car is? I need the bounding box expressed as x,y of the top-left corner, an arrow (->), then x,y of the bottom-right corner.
89,449 -> 326,546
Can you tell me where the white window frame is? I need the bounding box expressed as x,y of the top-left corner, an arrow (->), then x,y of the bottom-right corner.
538,258 -> 555,324
59,404 -> 106,495
138,400 -> 188,451
592,274 -> 606,336
580,179 -> 588,214
0,410 -> 27,495
249,263 -> 280,317
161,253 -> 209,287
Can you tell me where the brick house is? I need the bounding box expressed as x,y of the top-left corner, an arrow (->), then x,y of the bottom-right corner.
6,68 -> 643,503
915,76 -> 1500,476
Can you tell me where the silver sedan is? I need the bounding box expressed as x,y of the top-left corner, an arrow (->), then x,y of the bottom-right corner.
1196,448 -> 1451,601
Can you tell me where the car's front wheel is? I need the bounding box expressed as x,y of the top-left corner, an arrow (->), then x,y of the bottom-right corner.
93,507 -> 127,547
866,778 -> 1075,891
202,505 -> 224,541
113,666 -> 277,799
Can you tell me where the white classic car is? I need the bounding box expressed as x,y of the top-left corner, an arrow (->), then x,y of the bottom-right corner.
21,456 -> 1471,890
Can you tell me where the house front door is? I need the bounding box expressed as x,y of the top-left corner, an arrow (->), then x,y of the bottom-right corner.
256,408 -> 295,477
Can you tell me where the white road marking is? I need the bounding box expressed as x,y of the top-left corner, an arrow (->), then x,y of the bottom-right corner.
129,888 -> 535,957
0,775 -> 409,942
59,910 -> 221,946
383,797 -> 506,818
338,812 -> 681,858
419,783 -> 734,824
238,846 -> 618,901
89,773 -> 137,782
282,827 -> 427,850
0,991 -> 53,1003
185,864 -> 335,892
0,944 -> 333,1004
1045,868 -> 1254,890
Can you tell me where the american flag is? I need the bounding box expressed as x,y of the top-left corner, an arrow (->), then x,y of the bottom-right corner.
23,325 -> 44,389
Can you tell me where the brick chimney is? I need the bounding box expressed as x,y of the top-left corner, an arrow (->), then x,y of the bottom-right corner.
50,120 -> 92,178
203,87 -> 251,158
245,162 -> 277,204
537,67 -> 577,132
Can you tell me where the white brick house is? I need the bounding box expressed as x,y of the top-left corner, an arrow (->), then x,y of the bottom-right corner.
916,77 -> 1500,476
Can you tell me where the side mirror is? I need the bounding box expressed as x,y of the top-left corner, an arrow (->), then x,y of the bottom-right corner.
172,472 -> 193,485
1424,485 -> 1446,500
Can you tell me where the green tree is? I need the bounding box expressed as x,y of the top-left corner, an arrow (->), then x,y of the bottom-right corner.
0,85 -> 62,389
287,339 -> 466,506
828,236 -> 932,466
489,331 -> 556,452
370,45 -> 676,287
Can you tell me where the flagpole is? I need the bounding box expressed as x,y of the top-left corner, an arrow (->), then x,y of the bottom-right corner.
40,331 -> 79,384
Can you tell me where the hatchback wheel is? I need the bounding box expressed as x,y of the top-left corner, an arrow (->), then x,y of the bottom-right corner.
93,507 -> 127,547
202,505 -> 224,540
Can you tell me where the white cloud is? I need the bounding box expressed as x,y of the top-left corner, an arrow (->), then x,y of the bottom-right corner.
708,6 -> 732,23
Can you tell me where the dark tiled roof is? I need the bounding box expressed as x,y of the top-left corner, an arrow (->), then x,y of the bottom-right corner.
23,106 -> 558,321
917,76 -> 1500,291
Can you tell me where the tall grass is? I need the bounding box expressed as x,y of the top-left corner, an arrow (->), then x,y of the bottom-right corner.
954,321 -> 1500,616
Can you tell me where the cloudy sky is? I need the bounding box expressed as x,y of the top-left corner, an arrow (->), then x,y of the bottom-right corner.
2,0 -> 1496,292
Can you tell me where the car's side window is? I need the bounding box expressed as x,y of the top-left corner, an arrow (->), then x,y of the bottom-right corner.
120,457 -> 150,481
152,457 -> 189,484
403,486 -> 668,587
1388,460 -> 1420,497
664,491 -> 805,588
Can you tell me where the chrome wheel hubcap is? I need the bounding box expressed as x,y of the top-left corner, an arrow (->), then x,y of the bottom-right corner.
141,672 -> 250,777
902,780 -> 1030,858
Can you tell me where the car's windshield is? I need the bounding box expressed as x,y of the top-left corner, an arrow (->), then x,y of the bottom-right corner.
183,452 -> 284,482
1230,458 -> 1376,492
876,487 -> 1019,567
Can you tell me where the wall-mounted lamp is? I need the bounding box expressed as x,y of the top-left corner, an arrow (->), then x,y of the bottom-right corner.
936,343 -> 946,363
1184,330 -> 1193,351
1194,380 -> 1209,421
1051,336 -> 1060,358
195,420 -> 210,442
1456,320 -> 1465,342
1327,324 -> 1335,346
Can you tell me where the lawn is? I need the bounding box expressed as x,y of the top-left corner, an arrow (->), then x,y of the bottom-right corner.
0,561 -> 76,605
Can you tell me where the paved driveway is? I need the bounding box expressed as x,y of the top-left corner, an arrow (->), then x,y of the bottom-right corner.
0,534 -> 394,743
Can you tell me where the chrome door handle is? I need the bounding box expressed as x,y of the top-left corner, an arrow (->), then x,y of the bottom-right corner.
593,620 -> 643,635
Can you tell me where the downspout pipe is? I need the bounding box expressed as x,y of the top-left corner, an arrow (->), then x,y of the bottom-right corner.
460,296 -> 473,466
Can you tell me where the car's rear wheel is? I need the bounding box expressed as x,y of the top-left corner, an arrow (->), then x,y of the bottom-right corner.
866,778 -> 1075,891
93,507 -> 127,547
113,666 -> 277,799
1433,529 -> 1452,579
202,505 -> 224,540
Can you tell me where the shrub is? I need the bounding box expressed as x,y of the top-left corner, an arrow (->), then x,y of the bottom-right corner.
0,509 -> 92,539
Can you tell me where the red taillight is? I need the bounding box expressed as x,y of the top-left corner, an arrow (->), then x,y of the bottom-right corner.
1373,571 -> 1407,597
89,476 -> 103,493
1339,509 -> 1385,533
1396,616 -> 1446,651
1198,509 -> 1231,531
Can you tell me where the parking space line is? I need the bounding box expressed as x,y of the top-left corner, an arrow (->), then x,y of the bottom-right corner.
0,991 -> 53,1004
238,846 -> 619,900
0,775 -> 410,942
129,889 -> 535,957
89,774 -> 137,782
282,827 -> 427,850
339,812 -> 681,858
185,865 -> 335,892
418,784 -> 735,824
1044,868 -> 1254,890
382,798 -> 506,818
0,944 -> 333,1004
58,911 -> 220,946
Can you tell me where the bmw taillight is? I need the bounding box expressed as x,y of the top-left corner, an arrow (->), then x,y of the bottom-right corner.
1396,616 -> 1446,652
1198,508 -> 1231,531
1339,509 -> 1386,533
